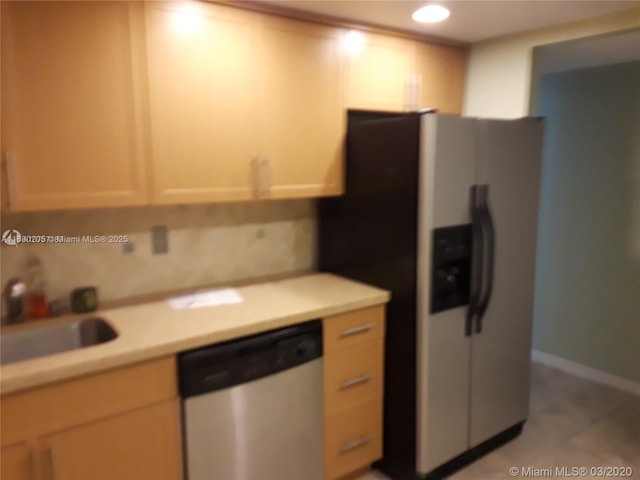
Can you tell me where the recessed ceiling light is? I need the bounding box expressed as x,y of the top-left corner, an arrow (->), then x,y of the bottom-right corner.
412,5 -> 450,24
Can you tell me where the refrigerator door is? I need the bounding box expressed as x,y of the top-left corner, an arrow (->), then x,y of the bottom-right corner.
469,118 -> 543,447
416,115 -> 477,474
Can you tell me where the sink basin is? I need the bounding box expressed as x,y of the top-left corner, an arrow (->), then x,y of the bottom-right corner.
0,317 -> 118,366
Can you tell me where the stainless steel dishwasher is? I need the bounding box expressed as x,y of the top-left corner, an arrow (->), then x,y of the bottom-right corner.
179,320 -> 323,480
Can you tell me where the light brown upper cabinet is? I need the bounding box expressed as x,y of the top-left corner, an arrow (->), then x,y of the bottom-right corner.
415,42 -> 467,114
1,1 -> 466,211
345,29 -> 467,114
0,1 -> 149,211
257,16 -> 344,199
145,6 -> 345,203
346,31 -> 416,112
144,2 -> 260,204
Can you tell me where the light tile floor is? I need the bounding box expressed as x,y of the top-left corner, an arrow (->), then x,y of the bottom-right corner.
360,362 -> 640,479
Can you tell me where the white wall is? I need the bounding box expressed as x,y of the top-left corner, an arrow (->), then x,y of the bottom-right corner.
463,6 -> 640,118
533,62 -> 640,383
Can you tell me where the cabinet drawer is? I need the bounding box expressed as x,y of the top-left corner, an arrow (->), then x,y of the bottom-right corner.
1,356 -> 177,447
323,306 -> 384,353
324,399 -> 383,480
324,341 -> 383,416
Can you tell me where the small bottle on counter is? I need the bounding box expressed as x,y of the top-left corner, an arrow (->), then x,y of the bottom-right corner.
2,278 -> 26,324
25,255 -> 50,319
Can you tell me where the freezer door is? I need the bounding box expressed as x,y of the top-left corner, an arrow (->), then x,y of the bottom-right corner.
416,114 -> 477,474
469,118 -> 543,447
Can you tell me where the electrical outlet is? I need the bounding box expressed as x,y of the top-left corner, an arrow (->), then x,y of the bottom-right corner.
151,226 -> 168,254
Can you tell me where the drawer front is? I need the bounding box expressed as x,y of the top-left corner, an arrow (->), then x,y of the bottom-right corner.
1,356 -> 177,447
323,306 -> 385,353
324,341 -> 383,416
324,399 -> 383,480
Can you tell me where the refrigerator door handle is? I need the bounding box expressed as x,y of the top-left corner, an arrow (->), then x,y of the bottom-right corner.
467,185 -> 484,336
475,185 -> 495,333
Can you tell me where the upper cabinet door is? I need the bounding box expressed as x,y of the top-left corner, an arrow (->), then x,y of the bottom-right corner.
415,42 -> 467,114
145,2 -> 259,204
1,1 -> 149,211
258,16 -> 345,199
346,31 -> 415,112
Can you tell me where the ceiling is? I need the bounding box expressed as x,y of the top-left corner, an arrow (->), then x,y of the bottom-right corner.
258,0 -> 640,43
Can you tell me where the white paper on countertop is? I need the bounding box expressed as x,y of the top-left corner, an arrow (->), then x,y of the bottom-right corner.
167,288 -> 244,310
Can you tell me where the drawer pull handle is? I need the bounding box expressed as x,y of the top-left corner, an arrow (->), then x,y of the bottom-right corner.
262,157 -> 271,198
340,374 -> 373,390
29,449 -> 38,480
5,151 -> 16,209
340,323 -> 374,338
48,445 -> 59,480
251,157 -> 260,199
340,436 -> 372,454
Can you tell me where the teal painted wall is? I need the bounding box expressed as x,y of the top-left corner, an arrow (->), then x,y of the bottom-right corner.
534,61 -> 640,383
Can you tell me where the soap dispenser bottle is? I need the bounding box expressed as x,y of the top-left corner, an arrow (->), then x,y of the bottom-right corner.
25,255 -> 50,319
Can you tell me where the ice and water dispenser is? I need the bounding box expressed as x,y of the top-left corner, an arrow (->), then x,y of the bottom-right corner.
430,225 -> 472,313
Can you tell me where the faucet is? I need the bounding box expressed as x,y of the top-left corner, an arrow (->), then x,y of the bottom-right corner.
2,278 -> 26,325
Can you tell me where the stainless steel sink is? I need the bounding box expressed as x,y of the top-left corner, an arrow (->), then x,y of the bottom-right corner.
0,317 -> 118,366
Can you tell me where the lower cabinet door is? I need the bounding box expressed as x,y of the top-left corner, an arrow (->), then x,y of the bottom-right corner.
0,443 -> 32,480
43,400 -> 182,480
324,399 -> 383,479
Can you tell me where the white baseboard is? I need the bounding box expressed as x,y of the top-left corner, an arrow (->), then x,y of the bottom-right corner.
531,349 -> 640,397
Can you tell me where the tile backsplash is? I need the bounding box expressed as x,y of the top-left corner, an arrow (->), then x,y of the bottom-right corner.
1,200 -> 316,306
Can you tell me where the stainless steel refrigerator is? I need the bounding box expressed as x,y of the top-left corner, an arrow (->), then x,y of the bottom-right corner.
318,112 -> 543,479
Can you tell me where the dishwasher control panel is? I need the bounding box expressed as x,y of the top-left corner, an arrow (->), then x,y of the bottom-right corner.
179,320 -> 322,398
